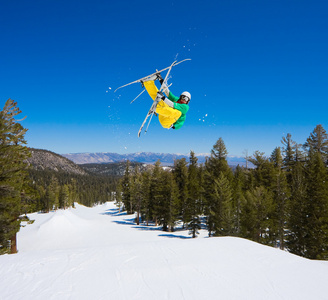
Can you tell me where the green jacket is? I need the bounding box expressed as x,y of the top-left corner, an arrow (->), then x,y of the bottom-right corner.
168,92 -> 189,129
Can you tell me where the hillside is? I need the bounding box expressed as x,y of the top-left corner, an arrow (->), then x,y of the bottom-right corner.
1,202 -> 327,300
26,148 -> 166,177
26,148 -> 88,175
25,148 -> 117,208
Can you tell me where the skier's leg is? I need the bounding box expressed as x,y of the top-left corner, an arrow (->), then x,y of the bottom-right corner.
143,80 -> 158,100
143,80 -> 181,128
156,101 -> 181,128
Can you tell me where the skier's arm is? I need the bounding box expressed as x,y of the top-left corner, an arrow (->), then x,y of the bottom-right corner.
158,91 -> 175,108
173,102 -> 189,114
162,83 -> 170,97
163,98 -> 174,108
164,98 -> 189,114
168,91 -> 179,102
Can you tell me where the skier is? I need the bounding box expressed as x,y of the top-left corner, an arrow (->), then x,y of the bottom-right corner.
142,73 -> 190,130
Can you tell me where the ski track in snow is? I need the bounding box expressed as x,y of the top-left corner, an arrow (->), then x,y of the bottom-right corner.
0,202 -> 328,300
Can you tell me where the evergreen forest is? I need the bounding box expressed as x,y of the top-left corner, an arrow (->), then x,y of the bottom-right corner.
2,99 -> 328,260
117,127 -> 328,260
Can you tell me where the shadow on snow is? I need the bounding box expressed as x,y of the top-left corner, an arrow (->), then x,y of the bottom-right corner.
102,207 -> 194,239
101,208 -> 127,217
158,234 -> 192,239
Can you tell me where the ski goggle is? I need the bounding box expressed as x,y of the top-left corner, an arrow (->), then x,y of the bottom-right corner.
180,95 -> 190,102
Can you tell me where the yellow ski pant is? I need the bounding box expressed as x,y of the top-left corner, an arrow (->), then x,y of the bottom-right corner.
143,80 -> 181,129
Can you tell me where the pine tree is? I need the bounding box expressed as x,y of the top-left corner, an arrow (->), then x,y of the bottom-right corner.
40,176 -> 59,212
121,160 -> 132,214
157,170 -> 179,231
241,186 -> 274,244
197,164 -> 205,215
294,143 -> 305,162
303,151 -> 328,259
20,180 -> 38,214
287,160 -> 307,256
50,176 -> 59,210
207,137 -> 233,180
0,99 -> 30,254
58,184 -> 70,209
166,171 -> 179,232
203,164 -> 216,237
68,178 -> 77,208
211,137 -> 228,159
115,181 -> 123,212
149,160 -> 163,226
303,124 -> 328,165
140,170 -> 152,225
281,133 -> 296,180
232,165 -> 246,236
187,151 -> 201,238
248,151 -> 275,189
270,147 -> 290,249
173,158 -> 189,227
203,138 -> 233,237
212,172 -> 233,236
130,166 -> 143,225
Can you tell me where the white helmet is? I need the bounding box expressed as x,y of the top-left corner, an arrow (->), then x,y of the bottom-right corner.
180,91 -> 191,102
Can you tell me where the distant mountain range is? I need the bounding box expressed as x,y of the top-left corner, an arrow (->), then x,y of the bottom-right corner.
62,152 -> 249,167
26,149 -> 251,178
26,148 -> 148,177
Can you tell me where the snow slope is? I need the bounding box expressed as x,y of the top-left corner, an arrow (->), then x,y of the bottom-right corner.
1,202 -> 328,300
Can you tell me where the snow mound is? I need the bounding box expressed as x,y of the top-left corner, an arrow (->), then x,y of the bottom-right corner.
25,208 -> 92,251
38,209 -> 87,235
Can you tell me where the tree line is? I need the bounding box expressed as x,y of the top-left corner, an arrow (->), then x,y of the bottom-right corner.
117,125 -> 328,260
27,169 -> 117,212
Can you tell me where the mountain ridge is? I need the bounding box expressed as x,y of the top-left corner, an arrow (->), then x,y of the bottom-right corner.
62,151 -> 249,166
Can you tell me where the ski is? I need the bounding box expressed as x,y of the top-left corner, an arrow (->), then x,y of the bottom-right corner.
138,60 -> 176,137
130,89 -> 146,104
137,97 -> 160,137
114,58 -> 191,92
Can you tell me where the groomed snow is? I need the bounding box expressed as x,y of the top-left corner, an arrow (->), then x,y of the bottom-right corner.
1,202 -> 328,300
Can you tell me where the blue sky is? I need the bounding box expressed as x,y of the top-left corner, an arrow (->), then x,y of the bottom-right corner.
1,0 -> 328,157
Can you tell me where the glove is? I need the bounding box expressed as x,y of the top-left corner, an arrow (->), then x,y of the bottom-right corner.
162,83 -> 170,97
157,91 -> 165,100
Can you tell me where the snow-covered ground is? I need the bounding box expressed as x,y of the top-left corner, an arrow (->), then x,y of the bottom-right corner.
1,202 -> 328,300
